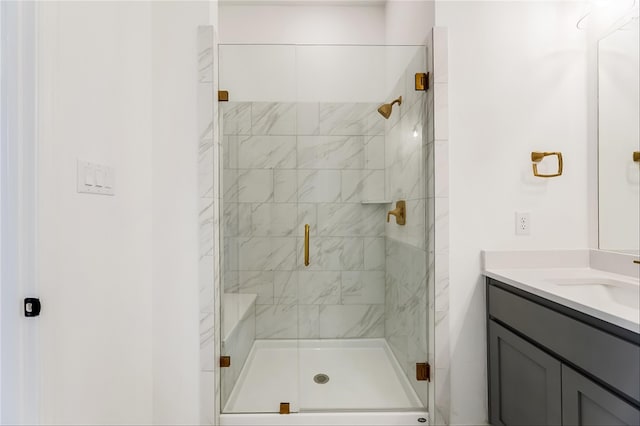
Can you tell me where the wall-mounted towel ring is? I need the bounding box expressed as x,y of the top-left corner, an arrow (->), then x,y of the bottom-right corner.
531,152 -> 563,178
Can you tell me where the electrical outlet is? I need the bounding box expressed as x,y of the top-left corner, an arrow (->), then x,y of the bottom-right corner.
515,212 -> 530,235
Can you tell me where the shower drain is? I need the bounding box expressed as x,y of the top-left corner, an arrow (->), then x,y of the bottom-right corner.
313,373 -> 330,384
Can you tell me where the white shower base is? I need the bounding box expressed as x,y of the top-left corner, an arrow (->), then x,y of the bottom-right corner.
220,339 -> 428,425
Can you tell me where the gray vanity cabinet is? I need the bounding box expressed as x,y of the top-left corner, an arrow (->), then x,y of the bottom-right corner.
562,365 -> 640,426
488,321 -> 562,425
487,278 -> 640,426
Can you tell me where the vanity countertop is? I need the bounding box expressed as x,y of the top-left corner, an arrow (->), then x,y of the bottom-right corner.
483,250 -> 640,334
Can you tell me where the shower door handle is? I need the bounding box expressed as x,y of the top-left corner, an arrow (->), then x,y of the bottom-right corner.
304,224 -> 310,267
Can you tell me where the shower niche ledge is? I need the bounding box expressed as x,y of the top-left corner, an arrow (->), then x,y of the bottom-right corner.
361,200 -> 392,205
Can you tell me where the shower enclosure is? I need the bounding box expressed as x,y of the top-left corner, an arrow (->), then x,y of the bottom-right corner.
218,44 -> 431,417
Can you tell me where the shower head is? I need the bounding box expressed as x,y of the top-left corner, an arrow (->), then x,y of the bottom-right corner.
377,96 -> 402,119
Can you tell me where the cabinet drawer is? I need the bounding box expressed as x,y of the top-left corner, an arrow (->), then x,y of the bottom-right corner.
488,284 -> 640,403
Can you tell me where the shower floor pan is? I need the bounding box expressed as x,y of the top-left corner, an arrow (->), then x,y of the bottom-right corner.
221,338 -> 428,425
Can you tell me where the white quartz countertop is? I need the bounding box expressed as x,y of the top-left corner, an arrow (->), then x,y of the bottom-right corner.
483,250 -> 640,334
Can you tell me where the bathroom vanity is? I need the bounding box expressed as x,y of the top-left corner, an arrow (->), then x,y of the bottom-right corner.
483,250 -> 640,426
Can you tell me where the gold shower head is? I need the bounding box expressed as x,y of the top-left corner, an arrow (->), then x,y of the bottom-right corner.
377,96 -> 402,119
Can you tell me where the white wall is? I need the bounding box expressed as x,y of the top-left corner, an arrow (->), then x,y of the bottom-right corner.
151,1 -> 210,424
219,1 -> 385,44
37,2 -> 153,423
437,1 -> 588,424
385,0 -> 434,45
36,1 -> 211,424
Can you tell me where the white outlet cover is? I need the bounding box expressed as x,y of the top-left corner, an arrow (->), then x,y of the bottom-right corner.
515,211 -> 530,235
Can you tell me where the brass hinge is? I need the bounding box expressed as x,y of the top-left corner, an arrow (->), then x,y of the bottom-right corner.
416,362 -> 430,381
220,356 -> 231,368
415,72 -> 429,91
218,90 -> 229,102
279,402 -> 290,414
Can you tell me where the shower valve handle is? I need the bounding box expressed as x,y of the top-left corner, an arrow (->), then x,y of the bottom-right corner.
387,201 -> 406,226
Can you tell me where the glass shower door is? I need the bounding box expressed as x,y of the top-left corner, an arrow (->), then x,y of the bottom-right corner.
294,45 -> 429,412
218,43 -> 430,414
219,44 -> 301,414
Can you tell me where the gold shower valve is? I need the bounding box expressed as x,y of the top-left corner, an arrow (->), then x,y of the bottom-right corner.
387,200 -> 406,225
531,151 -> 563,178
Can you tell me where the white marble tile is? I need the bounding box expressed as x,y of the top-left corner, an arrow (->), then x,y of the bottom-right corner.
365,135 -> 385,170
298,305 -> 320,338
200,255 -> 214,312
212,141 -> 221,201
435,251 -> 449,312
198,82 -> 214,140
255,305 -> 298,338
319,103 -> 382,136
434,83 -> 449,141
341,170 -> 364,202
341,271 -> 385,304
434,140 -> 449,198
297,203 -> 317,237
274,170 -> 297,203
297,102 -> 320,135
200,312 -> 215,371
318,304 -> 384,338
362,169 -> 385,202
252,102 -> 296,135
274,271 -> 297,305
223,169 -> 239,202
298,271 -> 341,304
200,198 -> 214,257
238,237 -> 297,271
238,169 -> 273,203
200,372 -> 215,425
199,140 -> 214,198
298,170 -> 341,203
341,169 -> 385,203
198,26 -> 213,83
239,271 -> 274,304
433,27 -> 449,84
250,203 -> 297,237
297,237 -> 363,271
223,201 -> 238,238
342,238 -> 365,270
224,237 -> 239,275
297,136 -> 364,169
238,135 -> 296,169
223,103 -> 251,136
224,135 -> 240,170
237,203 -> 252,237
364,237 -> 385,271
224,270 -> 239,294
317,203 -> 385,237
435,198 -> 449,253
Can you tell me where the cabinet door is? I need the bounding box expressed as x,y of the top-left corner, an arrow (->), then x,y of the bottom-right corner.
488,320 -> 562,425
562,365 -> 640,426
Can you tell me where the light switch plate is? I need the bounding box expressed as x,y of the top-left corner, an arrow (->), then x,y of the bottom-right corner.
77,159 -> 115,195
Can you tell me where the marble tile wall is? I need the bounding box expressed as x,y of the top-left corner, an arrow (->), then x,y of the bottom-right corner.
383,46 -> 431,409
222,102 -> 387,340
197,26 -> 219,426
431,27 -> 451,426
221,301 -> 256,409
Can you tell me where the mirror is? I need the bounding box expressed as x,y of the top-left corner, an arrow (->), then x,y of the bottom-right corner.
597,17 -> 639,254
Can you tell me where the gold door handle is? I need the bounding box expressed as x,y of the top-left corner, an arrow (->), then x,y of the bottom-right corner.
304,224 -> 310,267
531,151 -> 563,178
633,151 -> 639,162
